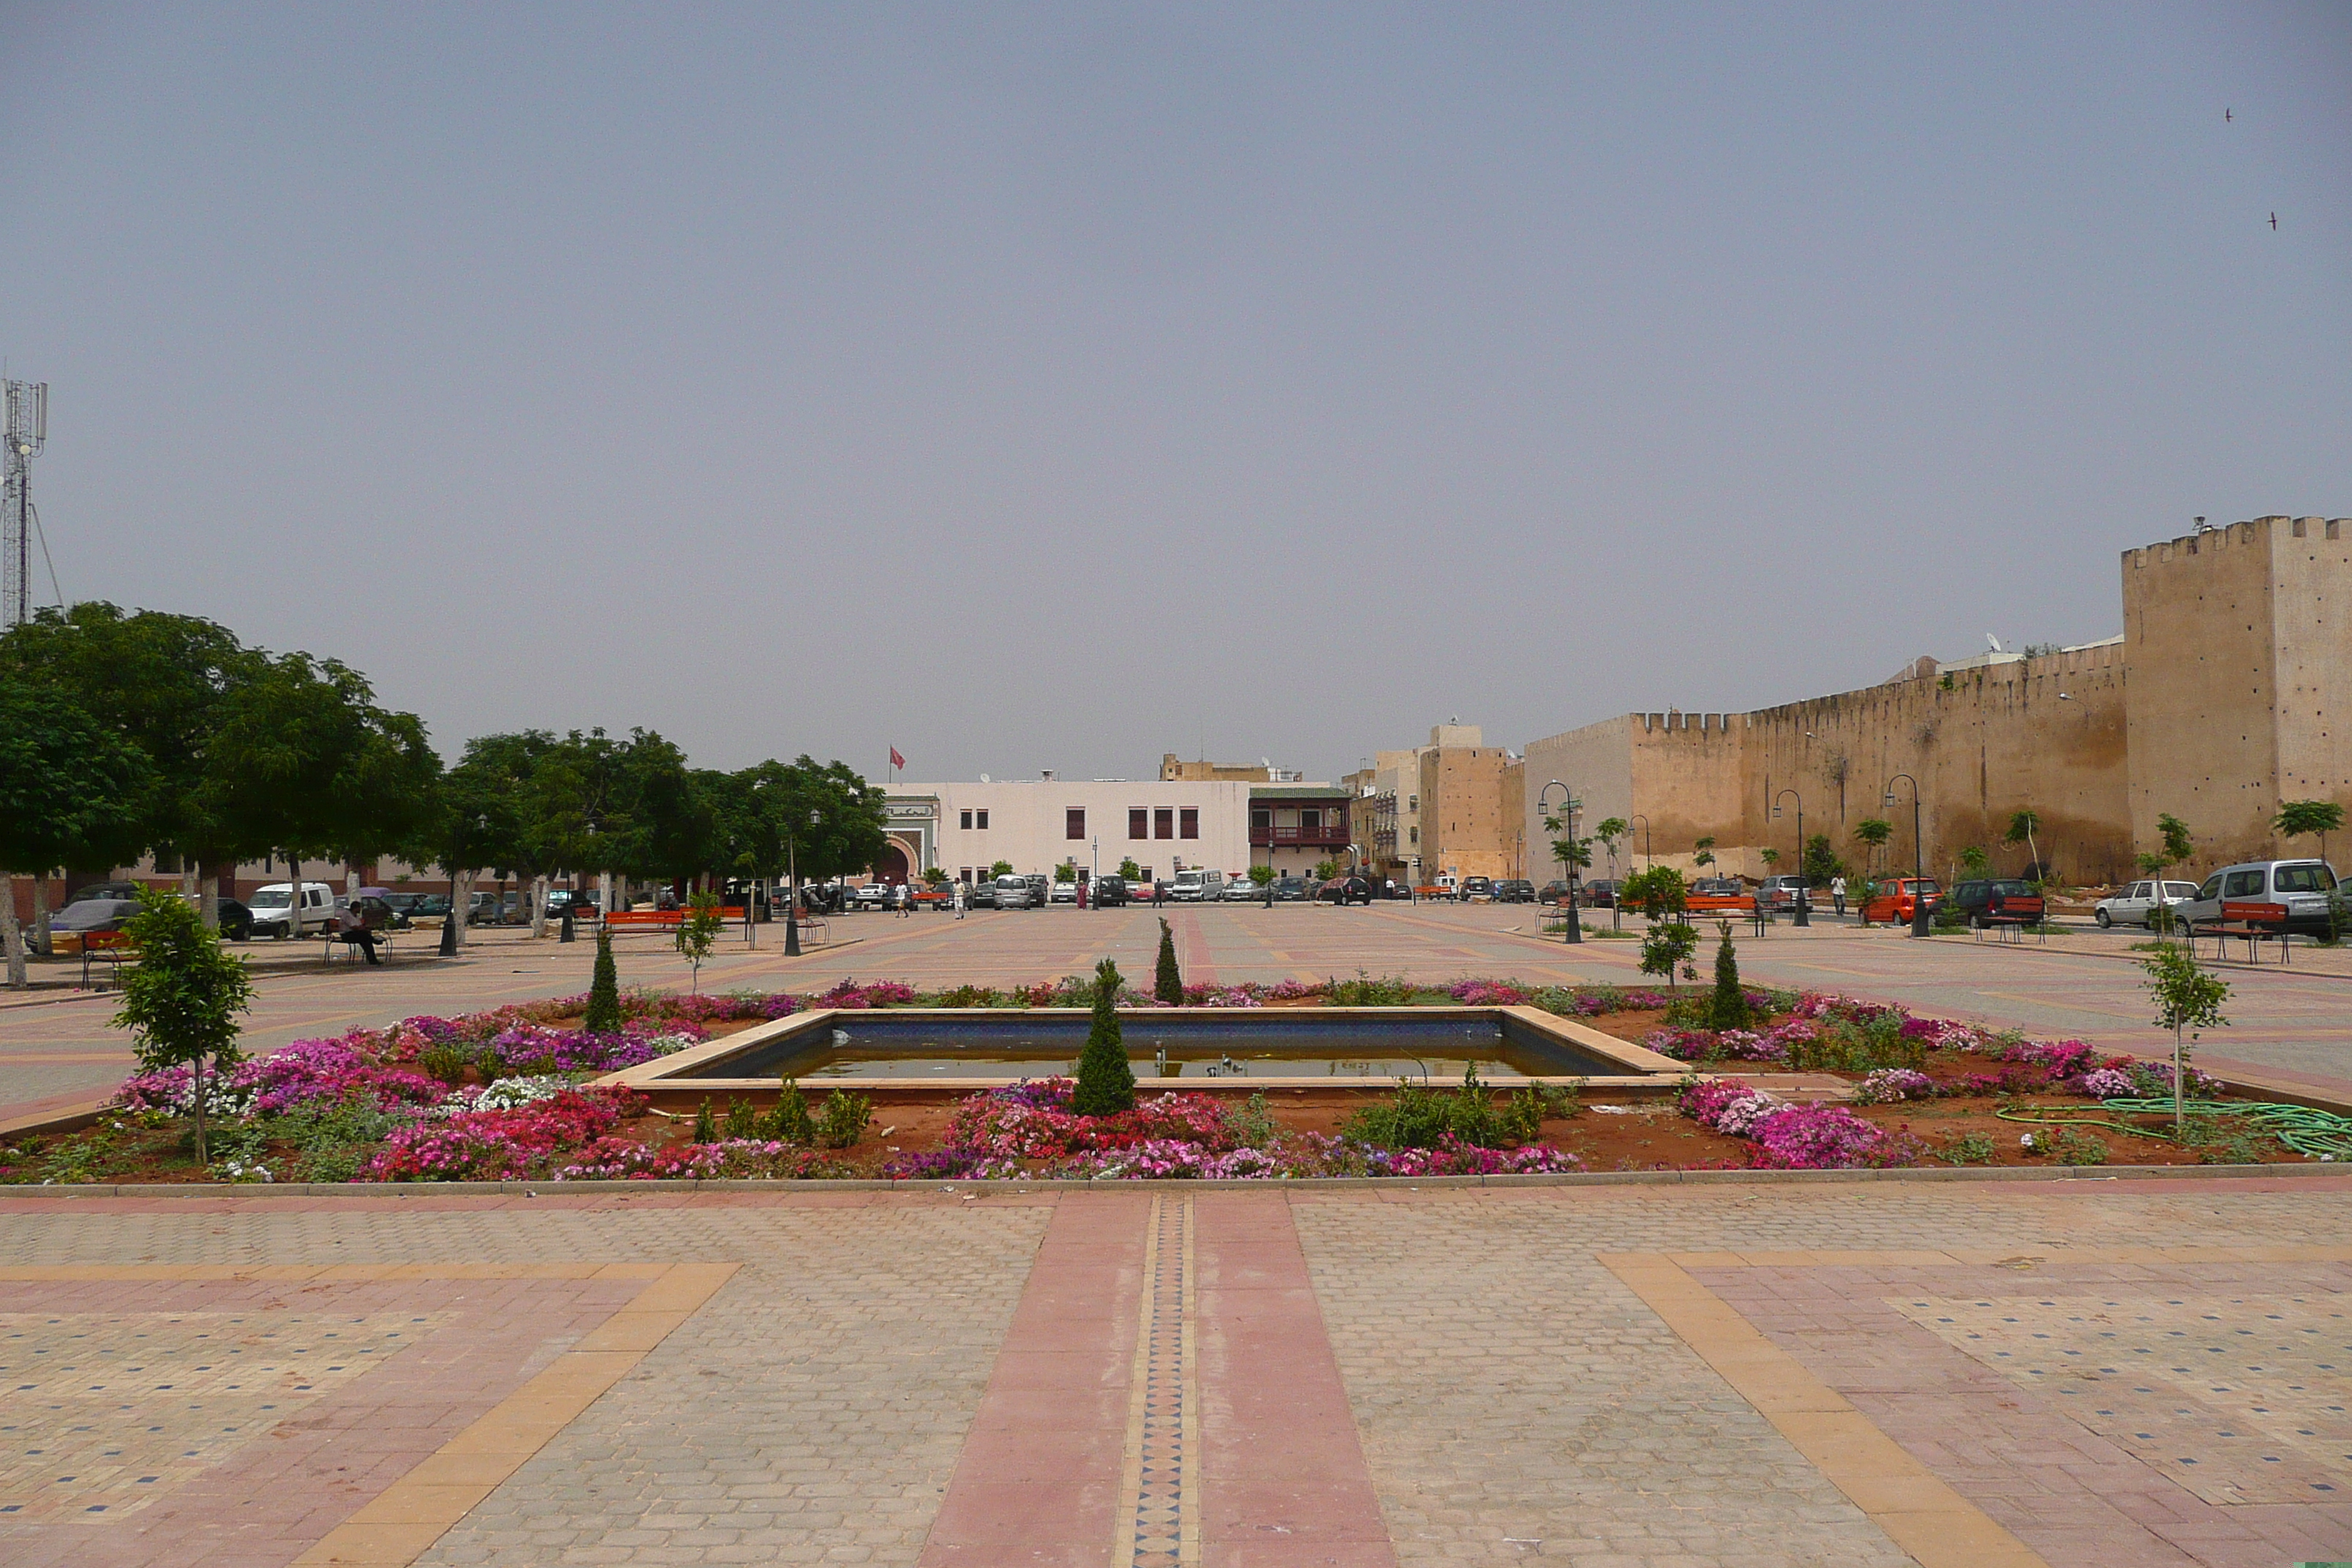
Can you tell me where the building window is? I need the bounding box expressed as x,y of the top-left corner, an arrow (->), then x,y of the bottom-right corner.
960,867 -> 972,884
976,810 -> 990,830
1408,795 -> 1418,812
1300,809 -> 1320,830
960,810 -> 973,829
1251,810 -> 1270,832
1179,808 -> 1199,840
1130,807 -> 1149,840
1066,807 -> 1085,840
1155,807 -> 1175,840
1409,826 -> 1419,845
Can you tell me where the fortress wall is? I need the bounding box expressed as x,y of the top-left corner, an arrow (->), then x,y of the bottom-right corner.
2269,519 -> 2352,831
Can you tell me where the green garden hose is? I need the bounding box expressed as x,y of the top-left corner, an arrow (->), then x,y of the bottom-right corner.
1994,1097 -> 2352,1161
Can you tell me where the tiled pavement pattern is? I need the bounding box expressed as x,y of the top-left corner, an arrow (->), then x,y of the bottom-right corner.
0,1182 -> 2350,1564
11,906 -> 2352,1123
1118,1197 -> 1199,1568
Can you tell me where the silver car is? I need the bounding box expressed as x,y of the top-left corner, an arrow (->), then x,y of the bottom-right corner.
993,875 -> 1033,910
2174,860 -> 2340,935
2092,879 -> 2201,929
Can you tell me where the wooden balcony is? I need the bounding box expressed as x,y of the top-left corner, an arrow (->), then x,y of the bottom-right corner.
1251,824 -> 1352,848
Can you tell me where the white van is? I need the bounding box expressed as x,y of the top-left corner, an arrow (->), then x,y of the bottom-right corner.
1170,870 -> 1226,902
994,874 -> 1035,910
248,881 -> 344,938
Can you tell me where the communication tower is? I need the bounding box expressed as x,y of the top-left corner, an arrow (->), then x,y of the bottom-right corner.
4,380 -> 48,628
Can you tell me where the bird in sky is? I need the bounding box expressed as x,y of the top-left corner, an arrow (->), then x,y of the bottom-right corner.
2271,212 -> 2280,230
2225,108 -> 2233,122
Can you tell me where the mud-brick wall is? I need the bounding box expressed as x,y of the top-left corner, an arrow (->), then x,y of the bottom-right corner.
1738,646 -> 2132,885
2125,516 -> 2352,867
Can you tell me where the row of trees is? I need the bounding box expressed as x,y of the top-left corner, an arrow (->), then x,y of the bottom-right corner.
0,603 -> 890,985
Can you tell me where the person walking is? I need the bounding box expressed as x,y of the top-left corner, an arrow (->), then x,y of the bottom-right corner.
953,879 -> 965,919
1153,878 -> 1167,908
1831,875 -> 1847,918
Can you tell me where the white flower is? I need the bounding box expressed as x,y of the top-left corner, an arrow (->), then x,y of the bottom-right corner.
474,1076 -> 571,1110
2019,1133 -> 2037,1149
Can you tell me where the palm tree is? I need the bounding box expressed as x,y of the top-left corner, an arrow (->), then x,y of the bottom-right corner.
1852,818 -> 1893,875
2004,810 -> 2043,880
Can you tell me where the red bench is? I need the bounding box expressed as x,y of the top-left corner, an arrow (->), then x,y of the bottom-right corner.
80,929 -> 135,990
603,910 -> 690,930
2197,900 -> 2291,965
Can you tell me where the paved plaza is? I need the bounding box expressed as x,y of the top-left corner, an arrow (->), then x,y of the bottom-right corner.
4,1177 -> 2352,1566
7,904 -> 2351,1128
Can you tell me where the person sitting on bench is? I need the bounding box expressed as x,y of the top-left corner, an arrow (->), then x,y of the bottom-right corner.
345,896 -> 390,966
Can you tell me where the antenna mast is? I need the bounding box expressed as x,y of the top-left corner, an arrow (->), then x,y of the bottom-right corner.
3,380 -> 48,629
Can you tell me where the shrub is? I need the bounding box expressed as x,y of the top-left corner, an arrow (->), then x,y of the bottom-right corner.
761,1079 -> 813,1143
1942,1131 -> 1997,1165
418,1042 -> 473,1088
722,1098 -> 758,1140
2049,1126 -> 2108,1166
1640,921 -> 1698,991
584,928 -> 622,1033
1072,960 -> 1138,1116
1705,923 -> 1749,1031
1330,971 -> 1416,1006
813,1089 -> 872,1149
1341,1066 -> 1504,1151
693,1099 -> 718,1143
1155,920 -> 1183,1005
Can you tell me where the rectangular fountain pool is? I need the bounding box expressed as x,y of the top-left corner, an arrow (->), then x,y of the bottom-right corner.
600,1008 -> 1688,1104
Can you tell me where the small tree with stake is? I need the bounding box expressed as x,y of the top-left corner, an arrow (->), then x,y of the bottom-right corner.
1071,959 -> 1137,1115
2142,943 -> 2228,1133
1706,921 -> 1749,1030
2273,800 -> 2343,866
674,888 -> 724,994
113,888 -> 255,1166
1155,918 -> 1183,1004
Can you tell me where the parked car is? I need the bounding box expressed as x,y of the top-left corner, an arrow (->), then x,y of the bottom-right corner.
966,880 -> 1000,910
1460,875 -> 1495,902
1869,877 -> 1941,924
1318,875 -> 1375,905
410,894 -> 451,919
1382,880 -> 1413,900
543,889 -> 598,921
1756,875 -> 1811,911
64,881 -> 146,905
1933,879 -> 2045,928
44,897 -> 140,951
248,881 -> 345,938
854,883 -> 893,910
214,897 -> 255,941
1490,879 -> 1536,903
1048,877 -> 1079,903
1690,877 -> 1744,898
1272,876 -> 1311,902
1092,875 -> 1130,908
993,874 -> 1033,910
2092,879 -> 2202,929
1537,880 -> 1572,905
1022,873 -> 1049,908
1170,869 -> 1227,902
1222,878 -> 1262,902
1580,878 -> 1623,908
2173,860 -> 2340,935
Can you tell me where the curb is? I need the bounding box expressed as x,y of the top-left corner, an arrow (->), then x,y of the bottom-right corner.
5,1161 -> 2345,1200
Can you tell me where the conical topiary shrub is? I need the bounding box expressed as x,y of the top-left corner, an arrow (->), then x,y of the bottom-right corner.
1071,959 -> 1137,1116
1706,921 -> 1750,1032
1155,918 -> 1183,1005
583,927 -> 622,1033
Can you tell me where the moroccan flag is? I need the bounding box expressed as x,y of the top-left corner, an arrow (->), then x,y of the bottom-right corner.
890,747 -> 906,771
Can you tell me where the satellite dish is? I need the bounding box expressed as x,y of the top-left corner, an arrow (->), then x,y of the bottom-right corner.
1985,633 -> 2003,654
979,773 -> 990,783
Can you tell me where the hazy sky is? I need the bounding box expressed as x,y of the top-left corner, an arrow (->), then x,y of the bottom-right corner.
7,3 -> 2347,784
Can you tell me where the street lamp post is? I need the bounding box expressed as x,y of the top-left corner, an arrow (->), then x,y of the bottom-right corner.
1539,780 -> 1582,944
1772,789 -> 1809,927
1884,775 -> 1930,938
1628,813 -> 1653,869
785,807 -> 820,957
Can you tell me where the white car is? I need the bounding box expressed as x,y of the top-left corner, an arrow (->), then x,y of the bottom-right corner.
853,883 -> 893,910
2092,880 -> 2201,929
993,875 -> 1034,910
248,881 -> 345,938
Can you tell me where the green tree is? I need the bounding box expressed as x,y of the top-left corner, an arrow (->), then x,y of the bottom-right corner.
0,678 -> 155,987
1620,864 -> 1687,923
1640,921 -> 1699,991
1594,817 -> 1628,883
988,859 -> 1014,878
113,887 -> 255,1164
1692,835 -> 1716,871
584,927 -> 622,1033
1852,818 -> 1893,873
922,866 -> 949,886
1117,857 -> 1143,881
1801,834 -> 1842,888
1155,917 -> 1183,1004
2137,813 -> 2196,933
674,888 -> 725,993
2141,943 -> 2228,1131
1956,845 -> 1990,878
2003,809 -> 2043,878
2274,800 -> 2345,864
1071,959 -> 1137,1116
1248,864 -> 1276,887
1053,862 -> 1077,882
1706,921 -> 1749,1030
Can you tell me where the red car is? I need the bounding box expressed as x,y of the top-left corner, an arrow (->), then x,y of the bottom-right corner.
1868,877 -> 1941,924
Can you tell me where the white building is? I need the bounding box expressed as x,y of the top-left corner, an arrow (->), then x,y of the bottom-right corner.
881,779 -> 1253,886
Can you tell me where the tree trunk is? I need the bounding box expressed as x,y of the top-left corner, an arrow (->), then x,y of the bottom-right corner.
530,873 -> 549,939
192,1050 -> 208,1166
199,864 -> 219,931
286,852 -> 304,938
30,872 -> 52,957
451,869 -> 470,948
1,869 -> 26,988
598,870 -> 613,920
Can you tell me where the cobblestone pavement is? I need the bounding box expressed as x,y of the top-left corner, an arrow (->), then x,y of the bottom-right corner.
9,906 -> 2349,1122
1,1179 -> 2350,1565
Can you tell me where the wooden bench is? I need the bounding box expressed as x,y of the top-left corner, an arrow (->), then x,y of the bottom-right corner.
603,909 -> 690,930
2195,900 -> 2291,965
1684,894 -> 1767,934
80,930 -> 136,990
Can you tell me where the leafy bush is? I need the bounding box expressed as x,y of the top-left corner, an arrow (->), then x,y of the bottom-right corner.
1705,923 -> 1749,1031
584,929 -> 622,1033
1341,1066 -> 1504,1150
1330,971 -> 1417,1006
2048,1126 -> 2108,1166
1942,1131 -> 1997,1165
418,1042 -> 474,1088
1072,960 -> 1137,1116
1155,920 -> 1183,1005
762,1079 -> 813,1143
813,1089 -> 872,1150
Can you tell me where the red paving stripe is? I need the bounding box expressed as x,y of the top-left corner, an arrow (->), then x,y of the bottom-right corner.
1172,908 -> 1219,985
1194,1194 -> 1398,1568
919,1194 -> 1152,1567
